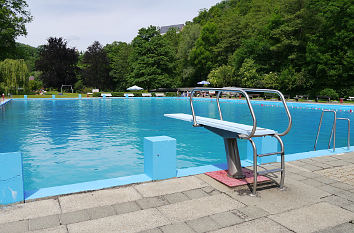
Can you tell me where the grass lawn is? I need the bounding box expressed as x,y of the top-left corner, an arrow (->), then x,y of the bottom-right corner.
11,92 -> 84,98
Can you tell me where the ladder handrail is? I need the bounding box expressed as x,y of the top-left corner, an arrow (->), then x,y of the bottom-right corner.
314,110 -> 336,151
329,118 -> 351,150
314,110 -> 351,151
189,87 -> 292,139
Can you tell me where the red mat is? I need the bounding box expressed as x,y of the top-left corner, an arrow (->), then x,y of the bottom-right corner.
205,168 -> 270,187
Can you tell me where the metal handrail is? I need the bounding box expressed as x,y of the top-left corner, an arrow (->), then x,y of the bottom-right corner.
329,118 -> 350,150
189,87 -> 292,139
314,110 -> 336,151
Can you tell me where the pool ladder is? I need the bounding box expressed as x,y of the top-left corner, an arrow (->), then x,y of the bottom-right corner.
314,110 -> 350,151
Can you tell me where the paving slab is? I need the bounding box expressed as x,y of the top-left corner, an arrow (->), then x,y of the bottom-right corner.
160,222 -> 195,233
313,176 -> 337,184
269,202 -> 354,233
330,181 -> 354,190
301,178 -> 324,187
163,192 -> 189,204
186,216 -> 220,232
29,225 -> 68,233
68,208 -> 170,233
183,189 -> 208,199
29,214 -> 60,231
320,195 -> 354,209
60,210 -> 90,225
138,228 -> 163,233
317,185 -> 343,194
286,172 -> 307,181
315,222 -> 354,233
134,176 -> 207,198
201,186 -> 221,196
211,217 -> 292,233
86,205 -> 116,219
59,186 -> 141,213
316,164 -> 354,186
0,220 -> 28,233
136,196 -> 169,209
324,159 -> 348,167
0,199 -> 60,224
336,190 -> 354,202
233,205 -> 269,220
158,194 -> 245,222
210,212 -> 244,228
113,201 -> 141,215
228,179 -> 329,214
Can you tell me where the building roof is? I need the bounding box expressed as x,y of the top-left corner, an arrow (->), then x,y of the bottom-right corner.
159,24 -> 184,34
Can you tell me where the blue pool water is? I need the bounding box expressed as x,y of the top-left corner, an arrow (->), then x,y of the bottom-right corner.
0,98 -> 353,191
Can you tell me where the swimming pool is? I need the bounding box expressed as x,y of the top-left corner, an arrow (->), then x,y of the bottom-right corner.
0,98 -> 353,191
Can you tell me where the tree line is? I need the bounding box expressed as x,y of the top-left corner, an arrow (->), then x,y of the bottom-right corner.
1,0 -> 353,98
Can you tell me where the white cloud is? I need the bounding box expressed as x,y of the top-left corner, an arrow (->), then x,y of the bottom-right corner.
17,0 -> 222,51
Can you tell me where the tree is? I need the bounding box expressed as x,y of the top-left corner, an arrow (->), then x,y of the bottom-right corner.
104,41 -> 132,91
0,59 -> 29,94
305,0 -> 354,93
176,23 -> 201,87
207,65 -> 237,87
238,58 -> 262,88
190,22 -> 220,82
81,41 -> 112,90
35,37 -> 79,89
0,0 -> 32,60
128,26 -> 176,90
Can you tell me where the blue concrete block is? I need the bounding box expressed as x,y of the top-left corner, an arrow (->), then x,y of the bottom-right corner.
246,136 -> 278,164
0,152 -> 24,205
78,94 -> 82,99
52,94 -> 55,99
24,95 -> 27,99
144,136 -> 176,180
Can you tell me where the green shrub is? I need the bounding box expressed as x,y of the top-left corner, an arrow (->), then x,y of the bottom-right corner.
166,92 -> 177,97
319,88 -> 339,100
338,88 -> 354,99
93,92 -> 101,97
82,87 -> 93,94
133,92 -> 142,97
112,92 -> 125,97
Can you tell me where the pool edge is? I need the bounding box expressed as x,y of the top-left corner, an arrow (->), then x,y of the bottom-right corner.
24,146 -> 353,201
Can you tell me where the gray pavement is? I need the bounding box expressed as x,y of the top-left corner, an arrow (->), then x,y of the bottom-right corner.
0,152 -> 354,233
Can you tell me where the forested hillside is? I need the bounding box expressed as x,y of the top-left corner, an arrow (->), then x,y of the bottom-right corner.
1,0 -> 353,98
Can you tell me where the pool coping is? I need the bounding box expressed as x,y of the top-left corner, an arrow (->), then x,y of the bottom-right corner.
12,97 -> 354,111
0,99 -> 11,107
24,146 -> 354,201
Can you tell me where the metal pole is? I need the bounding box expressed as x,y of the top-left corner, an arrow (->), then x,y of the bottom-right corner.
247,138 -> 258,196
189,90 -> 198,127
216,91 -> 223,120
224,138 -> 245,179
314,111 -> 325,151
274,135 -> 285,189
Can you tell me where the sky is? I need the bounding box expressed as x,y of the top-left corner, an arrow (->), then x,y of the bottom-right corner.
17,0 -> 222,51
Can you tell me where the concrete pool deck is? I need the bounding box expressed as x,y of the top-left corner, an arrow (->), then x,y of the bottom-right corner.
0,153 -> 354,233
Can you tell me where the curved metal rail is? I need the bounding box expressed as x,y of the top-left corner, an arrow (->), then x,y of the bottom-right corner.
189,87 -> 292,139
314,110 -> 351,151
330,118 -> 350,150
